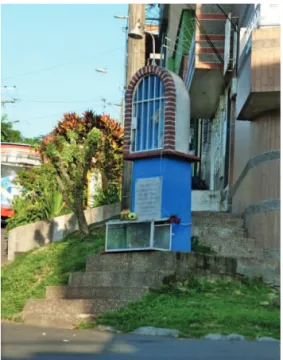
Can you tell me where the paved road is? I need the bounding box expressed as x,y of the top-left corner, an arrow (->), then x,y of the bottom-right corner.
1,322 -> 280,360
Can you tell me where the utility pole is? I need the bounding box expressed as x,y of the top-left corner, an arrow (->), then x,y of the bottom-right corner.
126,4 -> 146,85
1,86 -> 18,107
1,99 -> 17,106
121,4 -> 146,211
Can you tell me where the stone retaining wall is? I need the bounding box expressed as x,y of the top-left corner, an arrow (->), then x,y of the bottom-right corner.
7,203 -> 121,261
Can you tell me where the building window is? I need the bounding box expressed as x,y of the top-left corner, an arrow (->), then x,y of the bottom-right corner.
131,75 -> 165,152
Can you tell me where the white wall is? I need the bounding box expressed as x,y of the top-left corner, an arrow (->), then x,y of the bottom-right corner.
171,71 -> 191,154
192,190 -> 225,212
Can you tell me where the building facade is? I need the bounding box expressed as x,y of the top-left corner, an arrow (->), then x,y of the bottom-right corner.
1,143 -> 42,219
156,3 -> 280,277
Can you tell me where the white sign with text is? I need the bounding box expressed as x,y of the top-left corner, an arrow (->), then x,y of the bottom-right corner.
135,177 -> 162,220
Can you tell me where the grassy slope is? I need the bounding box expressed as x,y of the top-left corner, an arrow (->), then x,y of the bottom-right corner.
93,279 -> 280,340
1,226 -> 104,319
1,226 -> 280,340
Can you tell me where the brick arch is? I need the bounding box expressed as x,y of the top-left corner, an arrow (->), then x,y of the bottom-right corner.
124,65 -> 177,155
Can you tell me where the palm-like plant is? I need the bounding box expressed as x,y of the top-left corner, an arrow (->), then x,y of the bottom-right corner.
43,191 -> 65,219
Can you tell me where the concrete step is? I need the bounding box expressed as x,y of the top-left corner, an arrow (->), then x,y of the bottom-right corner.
22,299 -> 128,329
193,233 -> 257,249
210,245 -> 264,261
86,251 -> 176,273
192,225 -> 246,239
192,212 -> 244,228
68,270 -> 171,288
193,235 -> 263,260
85,252 -> 238,282
46,286 -> 149,301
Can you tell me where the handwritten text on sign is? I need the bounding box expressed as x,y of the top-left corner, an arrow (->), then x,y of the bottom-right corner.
135,177 -> 162,220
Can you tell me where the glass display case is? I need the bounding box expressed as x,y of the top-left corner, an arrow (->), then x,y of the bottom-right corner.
106,220 -> 172,252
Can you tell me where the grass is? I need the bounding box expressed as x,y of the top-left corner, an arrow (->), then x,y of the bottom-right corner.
1,226 -> 280,340
1,225 -> 104,320
82,278 -> 280,340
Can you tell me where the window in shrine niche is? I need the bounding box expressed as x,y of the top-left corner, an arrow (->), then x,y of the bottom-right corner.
131,75 -> 165,152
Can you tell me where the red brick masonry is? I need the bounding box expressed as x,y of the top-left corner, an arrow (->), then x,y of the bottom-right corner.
124,65 -> 200,163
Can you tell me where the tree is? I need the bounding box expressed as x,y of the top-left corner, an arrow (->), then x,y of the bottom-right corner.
40,111 -> 123,236
6,163 -> 71,230
1,115 -> 22,143
1,114 -> 42,145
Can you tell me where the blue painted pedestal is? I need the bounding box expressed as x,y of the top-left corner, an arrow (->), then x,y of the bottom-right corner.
131,157 -> 192,252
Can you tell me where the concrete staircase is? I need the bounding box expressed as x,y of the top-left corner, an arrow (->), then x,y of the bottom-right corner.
22,250 -> 238,328
192,212 -> 263,259
191,212 -> 271,282
22,211 -> 274,328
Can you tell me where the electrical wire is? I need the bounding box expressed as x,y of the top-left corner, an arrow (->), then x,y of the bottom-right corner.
165,8 -> 199,62
18,99 -> 102,104
146,4 -> 160,23
170,7 -> 196,42
162,44 -> 187,59
170,5 -> 224,65
161,20 -> 196,59
1,46 -> 124,81
216,4 -> 238,33
187,6 -> 224,64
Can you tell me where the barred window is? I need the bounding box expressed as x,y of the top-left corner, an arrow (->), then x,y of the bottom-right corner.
131,75 -> 165,152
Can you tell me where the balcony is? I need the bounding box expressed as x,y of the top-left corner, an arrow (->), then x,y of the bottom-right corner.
184,5 -> 232,119
236,26 -> 280,120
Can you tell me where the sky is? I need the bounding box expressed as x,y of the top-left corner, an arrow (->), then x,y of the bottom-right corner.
1,4 -> 128,138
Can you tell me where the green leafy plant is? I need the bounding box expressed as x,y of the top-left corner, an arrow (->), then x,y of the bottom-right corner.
92,184 -> 120,207
1,114 -> 41,145
6,164 -> 71,230
1,115 -> 22,143
6,195 -> 46,230
43,190 -> 65,219
40,111 -> 123,236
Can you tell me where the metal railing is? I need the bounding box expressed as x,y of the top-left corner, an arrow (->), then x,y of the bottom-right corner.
185,33 -> 196,90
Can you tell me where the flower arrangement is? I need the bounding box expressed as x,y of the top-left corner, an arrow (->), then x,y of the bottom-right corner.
128,212 -> 138,220
120,209 -> 138,221
120,209 -> 130,220
168,215 -> 181,224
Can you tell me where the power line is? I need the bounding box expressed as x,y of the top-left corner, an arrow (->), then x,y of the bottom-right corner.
216,5 -> 238,34
1,46 -> 124,81
19,99 -> 102,104
186,5 -> 224,64
170,5 -> 224,64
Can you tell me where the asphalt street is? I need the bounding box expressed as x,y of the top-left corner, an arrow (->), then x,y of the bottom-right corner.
1,322 -> 280,360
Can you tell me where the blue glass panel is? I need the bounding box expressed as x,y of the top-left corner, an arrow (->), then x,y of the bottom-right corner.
149,76 -> 154,99
153,103 -> 159,148
142,101 -> 148,150
132,74 -> 165,152
143,76 -> 149,101
154,76 -> 160,98
148,100 -> 154,149
159,99 -> 165,148
136,102 -> 142,151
